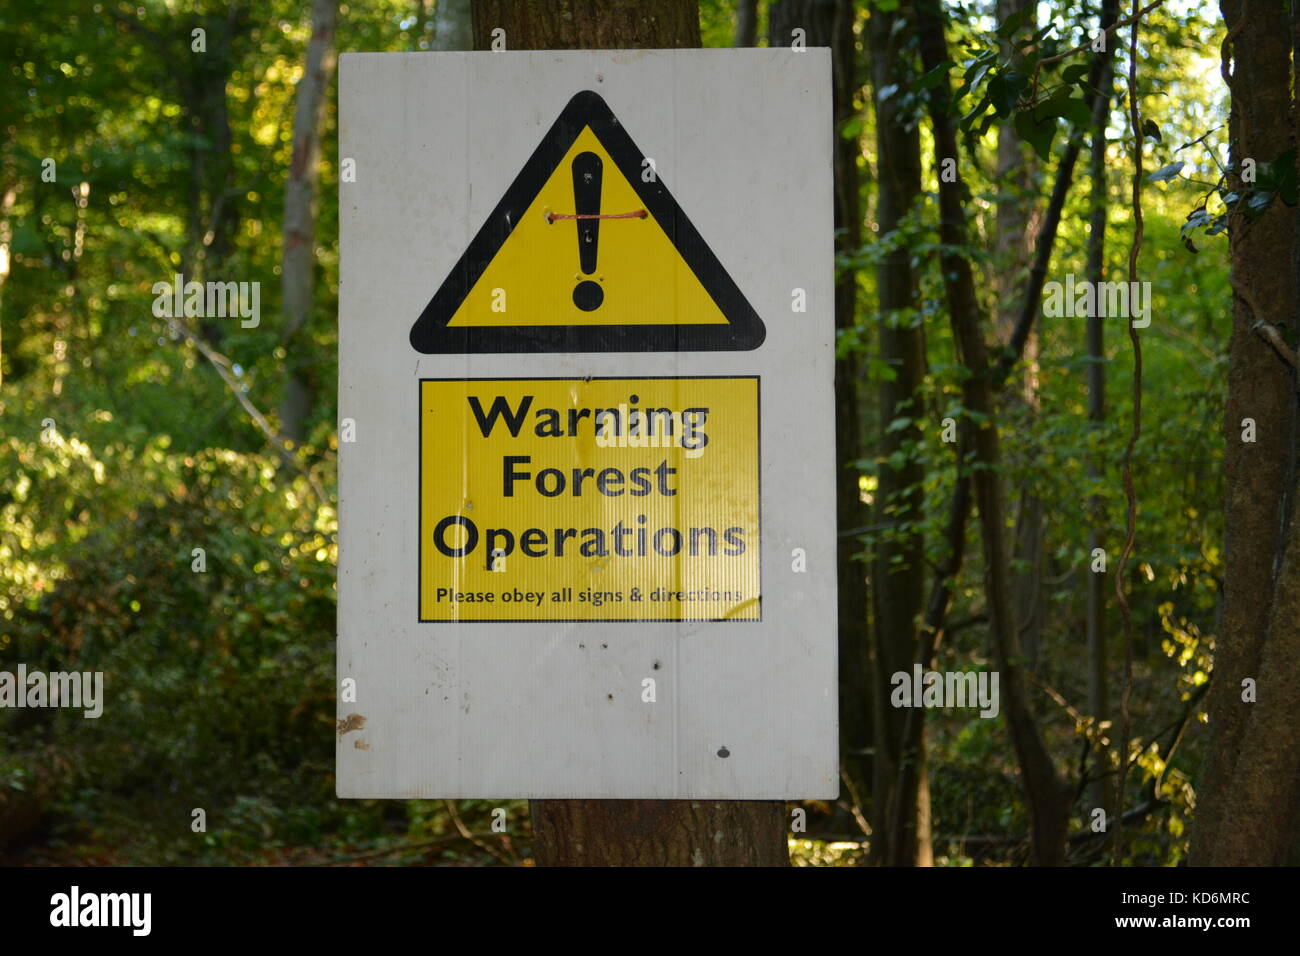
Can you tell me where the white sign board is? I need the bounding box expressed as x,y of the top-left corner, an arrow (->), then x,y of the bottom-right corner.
338,49 -> 837,798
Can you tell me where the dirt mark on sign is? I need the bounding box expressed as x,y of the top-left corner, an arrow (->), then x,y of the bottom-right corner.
337,713 -> 367,738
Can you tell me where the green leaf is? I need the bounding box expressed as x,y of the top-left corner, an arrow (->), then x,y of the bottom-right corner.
996,5 -> 1035,38
1247,190 -> 1274,212
960,92 -> 993,130
988,70 -> 1028,116
916,60 -> 955,90
1262,148 -> 1298,204
1015,108 -> 1057,161
1018,24 -> 1057,51
955,56 -> 995,102
1062,64 -> 1091,85
1059,94 -> 1092,126
1147,161 -> 1185,183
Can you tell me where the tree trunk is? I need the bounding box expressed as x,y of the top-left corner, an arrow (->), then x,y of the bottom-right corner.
472,0 -> 699,49
470,0 -> 786,866
530,800 -> 788,866
0,180 -> 15,393
1083,0 -> 1118,821
433,0 -> 472,51
733,0 -> 759,47
183,9 -> 248,348
866,2 -> 928,866
280,0 -> 338,444
912,0 -> 1069,867
994,0 -> 1045,674
768,0 -> 873,836
411,0 -> 429,50
1192,0 -> 1300,866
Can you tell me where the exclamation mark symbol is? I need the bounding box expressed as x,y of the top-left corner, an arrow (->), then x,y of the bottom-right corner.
571,151 -> 604,311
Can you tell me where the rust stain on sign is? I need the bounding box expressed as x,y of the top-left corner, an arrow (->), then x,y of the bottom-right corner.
337,713 -> 367,738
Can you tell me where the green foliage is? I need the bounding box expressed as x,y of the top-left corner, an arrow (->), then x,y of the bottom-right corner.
0,424 -> 334,858
842,0 -> 1231,868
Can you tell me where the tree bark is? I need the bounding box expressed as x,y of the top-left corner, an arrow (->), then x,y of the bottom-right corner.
470,0 -> 786,866
734,0 -> 759,47
912,0 -> 1069,866
866,2 -> 929,866
530,800 -> 788,866
472,0 -> 700,49
280,0 -> 338,444
183,8 -> 250,348
1083,0 -> 1119,820
1192,0 -> 1300,866
994,0 -> 1045,674
433,0 -> 473,51
768,0 -> 873,835
411,0 -> 429,51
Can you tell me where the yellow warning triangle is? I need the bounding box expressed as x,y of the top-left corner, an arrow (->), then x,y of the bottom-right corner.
410,91 -> 765,353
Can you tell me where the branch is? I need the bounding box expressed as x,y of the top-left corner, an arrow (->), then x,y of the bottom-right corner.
1033,0 -> 1166,74
444,800 -> 514,866
994,133 -> 1085,388
997,0 -> 1122,388
1252,321 -> 1300,369
1239,274 -> 1300,370
1023,669 -> 1084,725
204,187 -> 251,248
162,316 -> 327,505
107,3 -> 164,45
946,613 -> 988,634
1149,679 -> 1211,798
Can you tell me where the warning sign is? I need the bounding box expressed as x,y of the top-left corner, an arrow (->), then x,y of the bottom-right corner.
409,91 -> 766,354
419,377 -> 760,622
340,50 -> 837,800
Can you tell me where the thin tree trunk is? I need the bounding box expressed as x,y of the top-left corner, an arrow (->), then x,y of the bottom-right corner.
434,0 -> 472,51
734,0 -> 759,47
1084,0 -> 1119,820
1192,0 -> 1300,866
470,0 -> 786,866
913,0 -> 1069,867
184,9 -> 248,348
867,2 -> 928,866
280,0 -> 338,444
0,180 -> 15,393
411,0 -> 429,50
994,0 -> 1045,673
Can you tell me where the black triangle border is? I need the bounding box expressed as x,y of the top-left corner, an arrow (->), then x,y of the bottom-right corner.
409,90 -> 766,354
